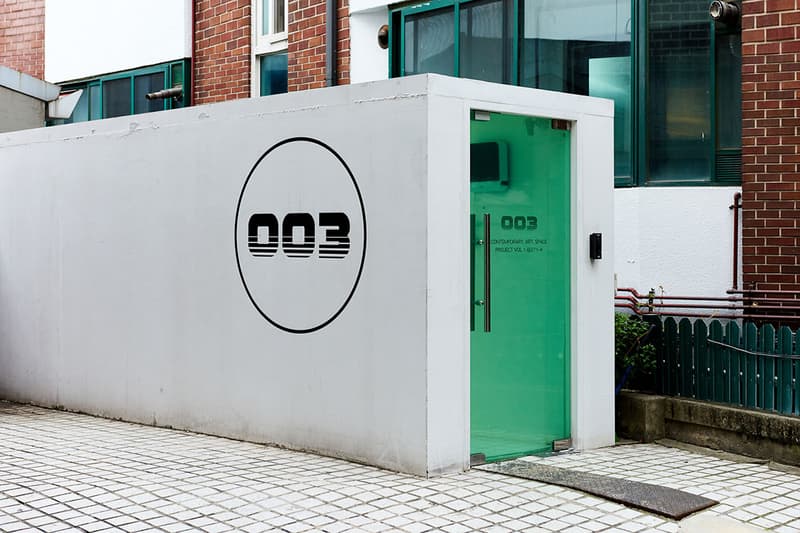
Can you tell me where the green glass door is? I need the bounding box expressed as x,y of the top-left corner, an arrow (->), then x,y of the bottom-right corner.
470,111 -> 571,462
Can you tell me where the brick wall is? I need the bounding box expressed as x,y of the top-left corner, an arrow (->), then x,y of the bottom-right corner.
0,0 -> 44,79
194,0 -> 252,105
741,0 -> 800,294
287,0 -> 349,91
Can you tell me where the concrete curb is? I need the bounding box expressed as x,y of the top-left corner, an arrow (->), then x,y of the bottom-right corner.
617,392 -> 800,467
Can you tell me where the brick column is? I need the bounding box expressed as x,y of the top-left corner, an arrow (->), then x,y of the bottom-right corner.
0,0 -> 44,79
287,0 -> 349,91
194,0 -> 252,105
741,0 -> 800,294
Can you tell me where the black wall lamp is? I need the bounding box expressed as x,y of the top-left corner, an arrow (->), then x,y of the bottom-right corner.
709,1 -> 740,24
378,25 -> 389,50
590,233 -> 602,261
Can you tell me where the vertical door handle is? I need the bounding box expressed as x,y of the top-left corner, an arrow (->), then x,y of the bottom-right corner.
483,213 -> 491,332
470,214 -> 475,332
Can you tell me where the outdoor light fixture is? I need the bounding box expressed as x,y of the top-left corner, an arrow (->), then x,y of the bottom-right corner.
145,86 -> 183,101
589,233 -> 602,261
377,25 -> 389,49
709,1 -> 740,24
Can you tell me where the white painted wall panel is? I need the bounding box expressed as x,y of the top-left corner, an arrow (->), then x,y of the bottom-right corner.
45,0 -> 191,83
614,187 -> 741,298
425,94 -> 469,475
0,87 -> 45,132
350,9 -> 389,84
571,113 -> 616,450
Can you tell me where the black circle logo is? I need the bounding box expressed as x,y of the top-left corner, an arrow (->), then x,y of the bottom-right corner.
235,138 -> 367,333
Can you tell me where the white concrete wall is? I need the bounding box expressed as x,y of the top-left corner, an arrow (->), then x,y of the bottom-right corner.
615,187 -> 741,298
350,8 -> 389,84
0,77 -> 433,475
0,87 -> 45,132
0,75 -> 614,474
45,0 -> 192,83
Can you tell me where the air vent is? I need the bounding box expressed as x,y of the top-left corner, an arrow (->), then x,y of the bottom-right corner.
716,149 -> 742,182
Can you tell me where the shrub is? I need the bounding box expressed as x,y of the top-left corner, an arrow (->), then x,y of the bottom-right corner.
615,313 -> 656,391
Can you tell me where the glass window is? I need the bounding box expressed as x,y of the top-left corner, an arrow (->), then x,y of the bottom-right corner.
69,90 -> 89,123
103,78 -> 132,119
260,53 -> 288,96
49,61 -> 189,126
459,0 -> 512,84
170,63 -> 187,109
404,8 -> 455,76
716,31 -> 741,151
255,0 -> 288,98
134,72 -> 166,114
392,0 -> 741,187
715,29 -> 742,182
647,0 -> 711,183
590,55 -> 631,179
520,0 -> 632,181
89,84 -> 102,120
261,0 -> 286,35
262,0 -> 270,35
273,0 -> 285,34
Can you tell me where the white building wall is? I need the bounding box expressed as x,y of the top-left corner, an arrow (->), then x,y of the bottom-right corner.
45,0 -> 192,83
615,187 -> 741,298
350,9 -> 388,84
0,87 -> 45,133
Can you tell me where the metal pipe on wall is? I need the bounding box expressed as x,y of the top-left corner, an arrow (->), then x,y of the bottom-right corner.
191,0 -> 196,104
730,192 -> 742,290
615,287 -> 800,322
325,0 -> 337,87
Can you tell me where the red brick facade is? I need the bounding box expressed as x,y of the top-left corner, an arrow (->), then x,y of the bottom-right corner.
0,0 -> 44,79
194,0 -> 252,105
741,0 -> 800,293
287,0 -> 350,91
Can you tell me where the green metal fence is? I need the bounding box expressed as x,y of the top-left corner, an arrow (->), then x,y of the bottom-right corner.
657,318 -> 800,415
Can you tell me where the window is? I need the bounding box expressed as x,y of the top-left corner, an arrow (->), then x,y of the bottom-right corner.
260,0 -> 287,37
647,1 -> 710,183
460,0 -> 513,84
253,0 -> 289,97
390,0 -> 741,186
260,53 -> 289,96
519,0 -> 631,182
50,60 -> 190,125
715,29 -> 743,183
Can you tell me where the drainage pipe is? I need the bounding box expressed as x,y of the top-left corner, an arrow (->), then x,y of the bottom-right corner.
325,0 -> 338,87
614,302 -> 800,322
191,0 -> 196,104
617,287 -> 736,301
730,192 -> 742,290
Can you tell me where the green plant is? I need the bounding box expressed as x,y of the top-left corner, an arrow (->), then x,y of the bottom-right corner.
615,313 -> 656,390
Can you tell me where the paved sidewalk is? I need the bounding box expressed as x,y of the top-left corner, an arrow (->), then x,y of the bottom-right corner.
0,402 -> 798,532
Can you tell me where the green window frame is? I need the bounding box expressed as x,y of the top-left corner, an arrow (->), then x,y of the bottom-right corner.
392,0 -> 518,82
50,60 -> 191,125
389,0 -> 741,187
